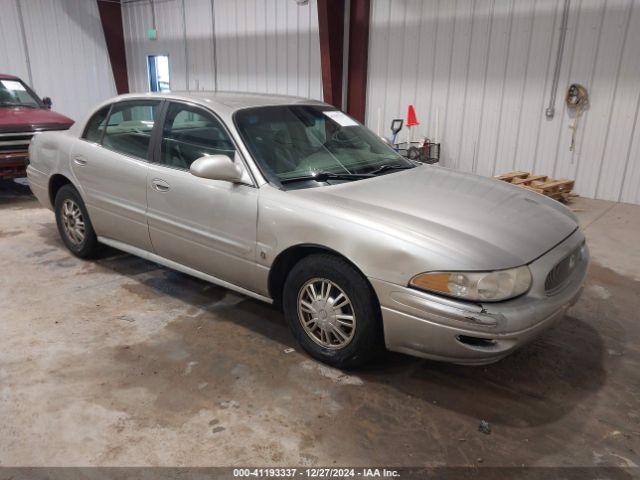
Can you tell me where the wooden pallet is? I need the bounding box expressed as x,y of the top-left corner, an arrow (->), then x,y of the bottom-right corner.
495,171 -> 575,203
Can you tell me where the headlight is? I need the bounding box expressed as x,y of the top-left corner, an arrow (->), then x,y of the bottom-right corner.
409,266 -> 532,302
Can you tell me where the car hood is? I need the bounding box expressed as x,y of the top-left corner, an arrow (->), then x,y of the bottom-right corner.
0,106 -> 74,133
293,166 -> 578,270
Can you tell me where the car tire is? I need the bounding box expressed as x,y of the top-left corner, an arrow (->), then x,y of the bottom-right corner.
283,253 -> 383,369
54,184 -> 99,259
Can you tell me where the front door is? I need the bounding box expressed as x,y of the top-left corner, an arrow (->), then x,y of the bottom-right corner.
146,101 -> 261,292
71,100 -> 161,251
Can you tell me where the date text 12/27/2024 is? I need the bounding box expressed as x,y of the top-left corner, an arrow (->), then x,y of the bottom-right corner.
232,468 -> 401,478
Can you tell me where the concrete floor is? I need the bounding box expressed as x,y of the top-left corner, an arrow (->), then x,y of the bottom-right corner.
0,179 -> 639,468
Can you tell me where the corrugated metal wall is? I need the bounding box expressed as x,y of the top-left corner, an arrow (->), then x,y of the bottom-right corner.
122,0 -> 323,100
123,0 -> 189,92
0,1 -> 30,82
0,0 -> 116,122
366,0 -> 640,204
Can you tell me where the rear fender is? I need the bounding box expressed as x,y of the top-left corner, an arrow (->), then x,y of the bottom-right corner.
29,132 -> 87,207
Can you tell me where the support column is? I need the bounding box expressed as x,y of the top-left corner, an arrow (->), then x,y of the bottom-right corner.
345,0 -> 370,123
317,0 -> 345,108
97,0 -> 129,94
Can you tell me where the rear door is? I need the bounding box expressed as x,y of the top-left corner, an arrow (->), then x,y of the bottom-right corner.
71,100 -> 161,251
146,101 -> 262,293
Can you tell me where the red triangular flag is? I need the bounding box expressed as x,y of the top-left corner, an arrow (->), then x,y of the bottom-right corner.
406,105 -> 419,127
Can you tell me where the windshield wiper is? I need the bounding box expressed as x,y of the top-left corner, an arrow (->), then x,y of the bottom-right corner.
368,163 -> 417,175
280,171 -> 374,184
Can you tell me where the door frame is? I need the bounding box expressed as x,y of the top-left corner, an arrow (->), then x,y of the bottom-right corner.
84,98 -> 167,164
146,53 -> 171,93
149,99 -> 258,187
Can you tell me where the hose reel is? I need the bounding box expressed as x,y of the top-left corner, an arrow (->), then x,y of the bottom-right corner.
566,83 -> 588,152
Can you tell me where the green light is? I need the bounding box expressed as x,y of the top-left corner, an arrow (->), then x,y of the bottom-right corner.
148,28 -> 157,40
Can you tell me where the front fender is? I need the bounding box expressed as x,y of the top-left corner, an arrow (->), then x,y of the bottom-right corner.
257,185 -> 439,287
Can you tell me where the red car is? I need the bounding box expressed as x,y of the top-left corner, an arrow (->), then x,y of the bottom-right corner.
0,74 -> 74,179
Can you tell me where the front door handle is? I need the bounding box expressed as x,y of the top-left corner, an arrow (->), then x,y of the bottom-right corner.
152,178 -> 171,192
73,156 -> 87,166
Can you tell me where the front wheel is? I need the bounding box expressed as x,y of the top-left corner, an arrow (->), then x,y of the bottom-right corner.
54,184 -> 99,258
283,254 -> 383,368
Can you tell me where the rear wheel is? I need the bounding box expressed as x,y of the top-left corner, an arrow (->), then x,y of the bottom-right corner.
283,254 -> 382,368
54,184 -> 99,258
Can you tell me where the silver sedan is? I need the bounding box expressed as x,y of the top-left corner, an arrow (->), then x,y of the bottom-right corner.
27,92 -> 589,368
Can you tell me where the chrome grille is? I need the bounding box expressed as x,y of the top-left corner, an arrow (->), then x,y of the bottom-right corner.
0,132 -> 34,152
545,243 -> 585,295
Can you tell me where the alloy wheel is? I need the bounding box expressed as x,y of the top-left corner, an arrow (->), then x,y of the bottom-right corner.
297,278 -> 356,349
61,199 -> 86,246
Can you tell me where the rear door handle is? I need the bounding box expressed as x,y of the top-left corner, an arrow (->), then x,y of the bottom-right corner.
73,156 -> 87,166
152,178 -> 171,192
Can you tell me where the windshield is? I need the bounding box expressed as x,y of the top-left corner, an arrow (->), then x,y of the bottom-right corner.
0,79 -> 41,108
235,105 -> 414,187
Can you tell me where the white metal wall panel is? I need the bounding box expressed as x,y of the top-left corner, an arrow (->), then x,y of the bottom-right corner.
0,0 -> 116,122
122,0 -> 322,99
458,0 -> 494,173
617,3 -> 640,202
0,1 -> 29,82
122,0 -> 148,93
514,0 -> 559,174
367,0 -> 640,204
576,0 -> 633,198
444,0 -> 473,171
184,0 -> 216,91
213,0 -> 322,97
123,0 -> 188,93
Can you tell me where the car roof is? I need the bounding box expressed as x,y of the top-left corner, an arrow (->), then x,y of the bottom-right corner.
0,73 -> 21,80
108,91 -> 328,117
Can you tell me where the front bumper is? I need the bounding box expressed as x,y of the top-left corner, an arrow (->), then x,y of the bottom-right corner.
0,151 -> 28,179
370,228 -> 589,365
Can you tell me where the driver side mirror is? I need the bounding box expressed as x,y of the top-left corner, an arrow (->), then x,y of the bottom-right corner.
42,97 -> 52,109
190,154 -> 245,183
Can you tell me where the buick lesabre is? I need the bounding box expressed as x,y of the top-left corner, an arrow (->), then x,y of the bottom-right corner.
27,92 -> 589,367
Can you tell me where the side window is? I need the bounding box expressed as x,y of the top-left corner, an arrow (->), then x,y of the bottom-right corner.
82,106 -> 110,143
159,103 -> 235,170
102,101 -> 160,159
